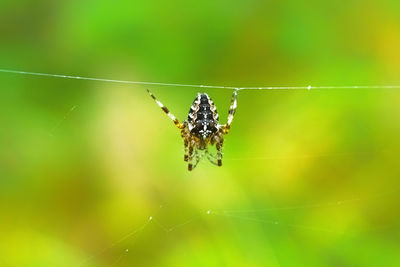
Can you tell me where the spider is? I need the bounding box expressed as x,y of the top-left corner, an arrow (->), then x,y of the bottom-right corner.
147,89 -> 238,171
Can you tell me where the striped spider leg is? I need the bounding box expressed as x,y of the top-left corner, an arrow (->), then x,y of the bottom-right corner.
147,89 -> 185,130
147,89 -> 238,171
147,89 -> 192,165
221,90 -> 238,135
208,90 -> 237,166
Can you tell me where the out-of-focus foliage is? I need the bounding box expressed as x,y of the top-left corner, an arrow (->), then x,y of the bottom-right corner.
1,0 -> 400,266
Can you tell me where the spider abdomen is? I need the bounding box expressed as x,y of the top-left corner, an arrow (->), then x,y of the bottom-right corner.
191,120 -> 218,139
188,93 -> 219,139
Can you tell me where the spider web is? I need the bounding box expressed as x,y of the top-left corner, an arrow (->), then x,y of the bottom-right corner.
73,187 -> 399,266
2,68 -> 400,266
2,68 -> 400,91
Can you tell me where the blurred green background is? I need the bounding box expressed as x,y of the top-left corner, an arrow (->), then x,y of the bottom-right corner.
1,0 -> 400,266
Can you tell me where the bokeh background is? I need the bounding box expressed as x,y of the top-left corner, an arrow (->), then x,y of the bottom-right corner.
1,0 -> 400,266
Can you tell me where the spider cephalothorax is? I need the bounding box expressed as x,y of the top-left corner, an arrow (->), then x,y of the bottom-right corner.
148,90 -> 237,171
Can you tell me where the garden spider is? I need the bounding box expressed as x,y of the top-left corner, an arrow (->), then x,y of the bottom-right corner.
147,89 -> 238,171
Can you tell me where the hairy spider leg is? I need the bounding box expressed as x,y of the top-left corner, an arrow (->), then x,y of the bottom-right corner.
222,90 -> 238,134
206,134 -> 224,166
206,150 -> 219,165
187,138 -> 205,171
187,140 -> 195,171
183,132 -> 190,162
216,137 -> 223,166
147,89 -> 184,129
192,149 -> 201,170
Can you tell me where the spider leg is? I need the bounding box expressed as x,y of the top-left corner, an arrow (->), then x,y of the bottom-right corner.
215,133 -> 223,166
192,150 -> 201,169
221,90 -> 238,135
206,151 -> 218,165
205,148 -> 222,166
187,140 -> 195,171
188,137 -> 204,171
206,134 -> 223,166
188,149 -> 201,171
216,142 -> 223,166
183,133 -> 189,162
147,89 -> 184,129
